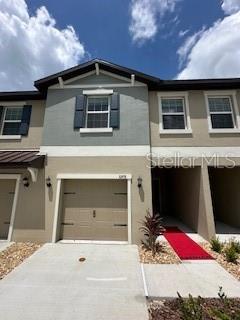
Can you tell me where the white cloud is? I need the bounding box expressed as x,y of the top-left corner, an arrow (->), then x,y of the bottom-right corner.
222,0 -> 240,14
177,28 -> 205,67
0,0 -> 85,90
177,12 -> 240,79
129,0 -> 179,43
178,29 -> 190,38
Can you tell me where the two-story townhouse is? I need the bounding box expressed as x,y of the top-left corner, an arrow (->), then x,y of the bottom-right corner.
0,59 -> 239,244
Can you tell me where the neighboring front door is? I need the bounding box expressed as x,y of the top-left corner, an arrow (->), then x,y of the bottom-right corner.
0,180 -> 15,239
60,179 -> 128,241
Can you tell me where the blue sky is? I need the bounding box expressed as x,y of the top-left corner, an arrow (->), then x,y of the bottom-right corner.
0,0 -> 240,90
27,0 -> 224,79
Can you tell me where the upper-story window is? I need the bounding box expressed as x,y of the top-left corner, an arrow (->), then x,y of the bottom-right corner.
86,96 -> 110,128
158,92 -> 192,134
208,97 -> 234,129
1,107 -> 23,135
205,91 -> 240,133
161,98 -> 185,129
77,89 -> 119,134
0,104 -> 32,139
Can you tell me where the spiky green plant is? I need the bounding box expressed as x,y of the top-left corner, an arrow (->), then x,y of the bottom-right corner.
140,211 -> 165,256
210,237 -> 223,253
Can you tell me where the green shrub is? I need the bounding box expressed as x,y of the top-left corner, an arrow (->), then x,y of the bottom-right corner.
229,239 -> 240,254
210,309 -> 233,320
210,237 -> 223,253
224,245 -> 238,264
177,293 -> 203,320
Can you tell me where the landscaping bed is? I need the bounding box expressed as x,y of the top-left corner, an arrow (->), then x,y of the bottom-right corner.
0,242 -> 41,279
148,296 -> 240,320
139,241 -> 181,264
200,242 -> 240,281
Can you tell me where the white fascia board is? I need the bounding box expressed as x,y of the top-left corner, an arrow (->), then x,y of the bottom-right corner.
40,145 -> 150,157
151,146 -> 240,158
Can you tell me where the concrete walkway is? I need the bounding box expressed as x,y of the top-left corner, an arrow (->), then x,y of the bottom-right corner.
144,260 -> 240,298
0,243 -> 148,320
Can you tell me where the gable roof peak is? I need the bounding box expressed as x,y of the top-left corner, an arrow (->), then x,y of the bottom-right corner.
34,58 -> 161,92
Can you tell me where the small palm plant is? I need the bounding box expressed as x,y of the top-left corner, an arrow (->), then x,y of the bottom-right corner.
140,210 -> 165,256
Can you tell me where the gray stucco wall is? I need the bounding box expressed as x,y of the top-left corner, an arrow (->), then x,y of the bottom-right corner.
41,85 -> 150,146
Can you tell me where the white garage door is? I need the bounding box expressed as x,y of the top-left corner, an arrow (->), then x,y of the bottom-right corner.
60,179 -> 128,241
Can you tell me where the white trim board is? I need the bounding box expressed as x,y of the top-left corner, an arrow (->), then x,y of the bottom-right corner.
151,147 -> 240,158
49,83 -> 146,89
52,174 -> 132,244
40,145 -> 150,157
82,89 -> 113,95
57,173 -> 132,180
0,174 -> 21,241
49,69 -> 146,89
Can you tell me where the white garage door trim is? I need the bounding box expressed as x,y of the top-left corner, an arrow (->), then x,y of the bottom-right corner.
0,174 -> 21,241
52,173 -> 132,244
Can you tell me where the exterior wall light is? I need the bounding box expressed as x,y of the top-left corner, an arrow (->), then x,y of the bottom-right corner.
137,176 -> 142,188
46,176 -> 52,188
23,177 -> 29,187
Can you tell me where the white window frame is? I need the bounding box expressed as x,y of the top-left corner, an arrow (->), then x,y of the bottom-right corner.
80,92 -> 113,134
0,103 -> 23,139
204,90 -> 240,133
158,92 -> 192,134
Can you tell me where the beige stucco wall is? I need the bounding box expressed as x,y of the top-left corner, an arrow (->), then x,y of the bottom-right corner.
153,165 -> 215,240
0,168 -> 46,242
209,167 -> 240,227
44,156 -> 153,244
0,100 -> 45,149
149,90 -> 240,147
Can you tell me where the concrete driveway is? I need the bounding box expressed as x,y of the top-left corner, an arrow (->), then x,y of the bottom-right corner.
0,243 -> 148,320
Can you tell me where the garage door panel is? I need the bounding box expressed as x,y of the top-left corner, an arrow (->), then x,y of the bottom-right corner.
113,209 -> 128,224
111,226 -> 128,241
61,225 -> 93,240
60,179 -> 128,241
63,194 -> 78,207
112,195 -> 127,208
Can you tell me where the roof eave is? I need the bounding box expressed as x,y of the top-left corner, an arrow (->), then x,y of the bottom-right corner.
0,91 -> 46,101
34,59 -> 161,91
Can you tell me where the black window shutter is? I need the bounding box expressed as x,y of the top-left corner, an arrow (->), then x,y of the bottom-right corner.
0,106 -> 3,124
19,105 -> 32,136
110,93 -> 120,129
74,95 -> 86,129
